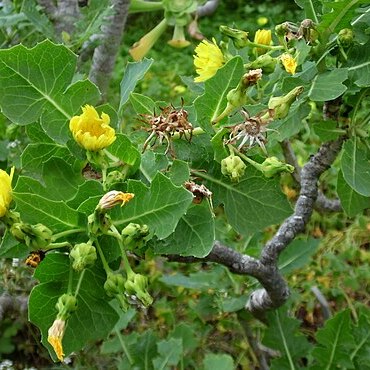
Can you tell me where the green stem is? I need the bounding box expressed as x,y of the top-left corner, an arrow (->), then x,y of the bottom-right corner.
104,149 -> 121,163
102,166 -> 108,191
234,149 -> 263,170
52,228 -> 86,241
95,238 -> 111,274
44,242 -> 72,250
110,225 -> 134,276
129,0 -> 163,13
171,127 -> 206,140
115,328 -> 134,364
74,270 -> 86,297
67,263 -> 74,295
247,42 -> 283,51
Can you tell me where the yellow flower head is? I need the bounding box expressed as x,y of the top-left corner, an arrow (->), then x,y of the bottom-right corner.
194,38 -> 225,83
0,167 -> 14,217
69,105 -> 116,151
254,29 -> 272,54
281,53 -> 297,75
98,191 -> 135,210
48,318 -> 66,362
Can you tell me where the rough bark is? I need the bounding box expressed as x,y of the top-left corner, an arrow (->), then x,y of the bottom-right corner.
89,0 -> 130,100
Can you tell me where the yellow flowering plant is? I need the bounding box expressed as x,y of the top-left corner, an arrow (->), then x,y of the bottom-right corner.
0,1 -> 369,367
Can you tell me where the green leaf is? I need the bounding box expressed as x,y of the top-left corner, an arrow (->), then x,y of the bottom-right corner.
310,310 -> 356,369
0,230 -> 27,258
119,58 -> 153,112
153,201 -> 215,257
42,157 -> 84,201
25,122 -> 54,143
211,128 -> 229,163
278,238 -> 320,275
308,69 -> 348,101
152,338 -> 183,370
67,180 -> 104,210
294,0 -> 321,23
351,308 -> 370,370
13,176 -> 85,232
21,0 -> 54,39
197,166 -> 292,235
341,138 -> 370,196
140,151 -> 169,182
194,56 -> 244,132
29,253 -> 119,361
348,40 -> 370,87
170,323 -> 199,353
130,92 -> 156,115
313,120 -> 344,141
112,172 -> 193,239
203,353 -> 235,370
108,134 -> 141,174
318,0 -> 368,34
168,159 -> 190,185
128,330 -> 158,369
337,170 -> 370,217
263,306 -> 312,370
0,40 -> 100,143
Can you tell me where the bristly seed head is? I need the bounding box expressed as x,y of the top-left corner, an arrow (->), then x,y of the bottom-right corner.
141,100 -> 193,155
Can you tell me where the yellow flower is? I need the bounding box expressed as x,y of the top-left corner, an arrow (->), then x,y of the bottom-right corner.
281,53 -> 297,75
69,105 -> 116,151
47,318 -> 66,362
98,191 -> 134,210
254,29 -> 272,54
0,167 -> 14,217
194,38 -> 225,83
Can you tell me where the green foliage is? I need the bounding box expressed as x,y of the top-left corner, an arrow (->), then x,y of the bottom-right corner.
0,0 -> 369,368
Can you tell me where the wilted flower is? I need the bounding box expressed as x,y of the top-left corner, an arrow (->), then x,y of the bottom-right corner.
0,167 -> 14,218
48,318 -> 66,362
280,53 -> 297,75
98,191 -> 134,210
69,105 -> 116,151
254,29 -> 272,54
194,38 -> 225,82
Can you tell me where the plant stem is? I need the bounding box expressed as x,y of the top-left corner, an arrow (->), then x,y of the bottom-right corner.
95,238 -> 111,274
110,225 -> 134,275
52,228 -> 86,241
74,270 -> 86,297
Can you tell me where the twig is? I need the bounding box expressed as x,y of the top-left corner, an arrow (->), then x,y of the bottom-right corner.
311,286 -> 331,321
89,0 -> 131,100
54,0 -> 80,37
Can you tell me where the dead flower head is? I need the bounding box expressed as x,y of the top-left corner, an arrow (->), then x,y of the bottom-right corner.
225,109 -> 274,154
141,100 -> 193,155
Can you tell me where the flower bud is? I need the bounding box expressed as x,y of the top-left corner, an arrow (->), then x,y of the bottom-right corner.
275,23 -> 290,37
221,155 -> 246,182
268,86 -> 304,119
70,243 -> 97,272
98,191 -> 135,211
31,223 -> 53,249
259,157 -> 294,178
219,25 -> 249,49
125,272 -> 153,307
338,28 -> 354,48
254,29 -> 272,54
56,294 -> 78,319
121,223 -> 150,249
245,54 -> 277,74
104,272 -> 125,297
48,318 -> 66,362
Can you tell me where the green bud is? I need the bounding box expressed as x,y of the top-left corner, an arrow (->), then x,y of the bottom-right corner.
219,25 -> 250,49
56,294 -> 77,320
88,211 -> 112,236
268,86 -> 304,119
226,87 -> 246,108
121,223 -> 150,250
70,243 -> 97,272
125,272 -> 153,307
31,223 -> 53,249
221,155 -> 246,182
105,170 -> 126,187
338,28 -> 354,48
104,272 -> 125,297
245,54 -> 277,74
259,157 -> 294,178
275,23 -> 289,37
1,210 -> 21,228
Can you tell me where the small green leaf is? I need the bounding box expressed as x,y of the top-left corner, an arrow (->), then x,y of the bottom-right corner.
341,138 -> 370,196
203,353 -> 235,370
168,159 -> 190,186
348,40 -> 370,87
351,307 -> 370,370
119,58 -> 153,111
140,151 -> 169,182
308,69 -> 348,101
337,170 -> 370,217
0,230 -> 27,258
263,306 -> 312,370
311,310 -> 356,369
313,120 -> 344,141
130,92 -> 156,115
170,323 -> 199,353
113,172 -> 193,239
152,338 -> 183,370
279,238 -> 320,274
194,56 -> 244,132
29,253 -> 119,361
